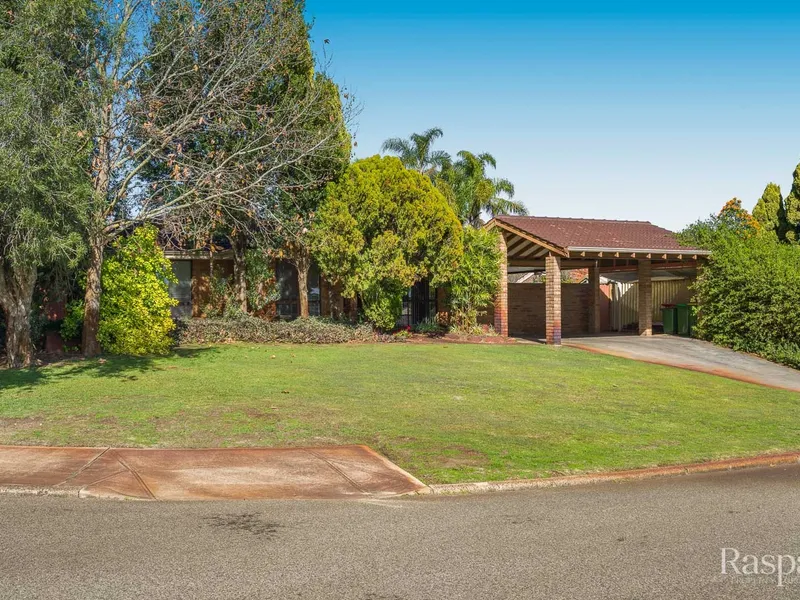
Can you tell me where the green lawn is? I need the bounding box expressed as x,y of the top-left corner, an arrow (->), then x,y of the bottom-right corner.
1,342 -> 799,484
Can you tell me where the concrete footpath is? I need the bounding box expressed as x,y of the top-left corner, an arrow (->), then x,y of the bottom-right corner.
0,445 -> 426,501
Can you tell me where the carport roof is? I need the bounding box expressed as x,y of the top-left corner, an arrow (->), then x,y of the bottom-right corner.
487,216 -> 708,258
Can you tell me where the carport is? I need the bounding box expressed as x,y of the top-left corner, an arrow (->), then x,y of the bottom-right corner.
485,216 -> 710,345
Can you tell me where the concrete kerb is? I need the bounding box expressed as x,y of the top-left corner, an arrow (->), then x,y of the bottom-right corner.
410,452 -> 800,497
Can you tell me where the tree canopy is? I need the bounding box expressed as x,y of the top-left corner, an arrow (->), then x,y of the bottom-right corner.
752,182 -> 785,239
783,162 -> 800,243
310,156 -> 463,328
0,0 -> 92,367
437,151 -> 527,226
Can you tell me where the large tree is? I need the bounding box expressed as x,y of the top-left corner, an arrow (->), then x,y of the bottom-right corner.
437,151 -> 526,227
783,162 -> 800,243
752,182 -> 785,240
78,0 -> 348,355
0,0 -> 92,367
310,156 -> 463,329
381,127 -> 451,179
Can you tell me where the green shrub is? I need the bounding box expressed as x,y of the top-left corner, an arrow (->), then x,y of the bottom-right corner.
98,226 -> 177,355
176,316 -> 376,345
691,229 -> 800,369
60,300 -> 84,340
447,227 -> 502,332
413,318 -> 444,334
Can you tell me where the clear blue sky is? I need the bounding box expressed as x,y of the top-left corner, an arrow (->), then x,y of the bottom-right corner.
304,1 -> 800,231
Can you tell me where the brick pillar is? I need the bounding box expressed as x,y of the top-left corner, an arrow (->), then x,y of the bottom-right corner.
589,263 -> 601,334
545,254 -> 562,345
638,259 -> 652,336
494,234 -> 509,337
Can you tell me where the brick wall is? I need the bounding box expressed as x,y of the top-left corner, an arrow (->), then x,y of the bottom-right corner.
507,283 -> 592,336
191,259 -> 233,317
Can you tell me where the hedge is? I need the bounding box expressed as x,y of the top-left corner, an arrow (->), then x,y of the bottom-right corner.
176,316 -> 376,345
692,232 -> 800,369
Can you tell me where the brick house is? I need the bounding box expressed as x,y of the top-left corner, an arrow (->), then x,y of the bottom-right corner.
485,216 -> 709,344
164,248 -> 446,325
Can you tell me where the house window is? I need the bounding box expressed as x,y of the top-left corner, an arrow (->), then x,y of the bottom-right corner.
169,260 -> 192,318
275,261 -> 299,319
399,279 -> 437,327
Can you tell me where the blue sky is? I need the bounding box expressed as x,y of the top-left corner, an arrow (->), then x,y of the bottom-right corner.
305,1 -> 800,231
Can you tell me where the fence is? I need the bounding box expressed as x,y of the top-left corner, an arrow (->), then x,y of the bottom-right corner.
609,279 -> 694,332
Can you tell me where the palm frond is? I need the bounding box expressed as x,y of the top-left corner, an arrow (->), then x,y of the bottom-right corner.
381,137 -> 412,156
477,152 -> 497,169
492,177 -> 515,198
488,197 -> 527,217
429,150 -> 452,169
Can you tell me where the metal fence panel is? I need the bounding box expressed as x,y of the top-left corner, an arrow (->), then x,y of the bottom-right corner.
610,279 -> 693,331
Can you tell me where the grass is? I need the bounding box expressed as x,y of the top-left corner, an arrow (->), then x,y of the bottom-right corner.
1,342 -> 799,484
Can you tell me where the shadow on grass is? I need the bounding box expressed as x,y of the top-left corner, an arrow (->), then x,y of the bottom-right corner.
0,347 -> 219,393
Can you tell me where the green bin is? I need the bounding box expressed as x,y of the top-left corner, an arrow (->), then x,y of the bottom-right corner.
676,303 -> 690,336
661,304 -> 677,335
688,304 -> 698,336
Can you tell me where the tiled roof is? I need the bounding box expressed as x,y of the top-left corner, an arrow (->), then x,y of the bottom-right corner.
493,216 -> 701,252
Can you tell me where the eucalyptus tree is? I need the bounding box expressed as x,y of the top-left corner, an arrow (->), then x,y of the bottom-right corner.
78,0 -> 353,355
0,0 -> 92,367
438,151 -> 526,227
381,127 -> 451,179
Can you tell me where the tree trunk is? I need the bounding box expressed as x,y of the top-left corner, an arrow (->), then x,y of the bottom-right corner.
291,247 -> 311,319
81,238 -> 104,357
0,262 -> 36,369
83,101 -> 111,358
231,234 -> 247,313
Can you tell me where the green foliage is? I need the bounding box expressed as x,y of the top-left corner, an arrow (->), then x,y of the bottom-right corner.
98,227 -> 177,356
752,183 -> 786,240
311,156 -> 464,329
176,316 -> 375,345
436,151 -> 526,226
60,300 -> 84,341
381,127 -> 451,178
783,162 -> 800,243
412,318 -> 444,334
679,199 -> 760,249
0,0 -> 92,366
447,228 -> 502,332
689,228 -> 800,369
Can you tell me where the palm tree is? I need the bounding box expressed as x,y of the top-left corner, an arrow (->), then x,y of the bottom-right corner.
381,127 -> 451,179
440,151 -> 527,226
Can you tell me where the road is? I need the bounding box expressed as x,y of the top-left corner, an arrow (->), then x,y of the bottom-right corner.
1,464 -> 799,599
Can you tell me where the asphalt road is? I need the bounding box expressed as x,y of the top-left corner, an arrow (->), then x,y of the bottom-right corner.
1,464 -> 799,599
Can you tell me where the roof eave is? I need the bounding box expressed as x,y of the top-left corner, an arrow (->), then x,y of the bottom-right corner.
567,246 -> 710,256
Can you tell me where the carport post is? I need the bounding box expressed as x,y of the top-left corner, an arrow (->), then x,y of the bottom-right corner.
494,233 -> 509,337
589,263 -> 601,334
545,254 -> 562,345
638,259 -> 652,336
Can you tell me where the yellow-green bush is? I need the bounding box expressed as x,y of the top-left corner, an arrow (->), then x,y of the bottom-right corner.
98,226 -> 177,355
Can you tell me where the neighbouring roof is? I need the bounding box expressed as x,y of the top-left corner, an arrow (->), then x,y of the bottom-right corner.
489,216 -> 706,255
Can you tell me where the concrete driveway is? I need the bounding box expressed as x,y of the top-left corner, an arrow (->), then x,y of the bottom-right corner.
564,334 -> 800,392
0,445 -> 426,500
